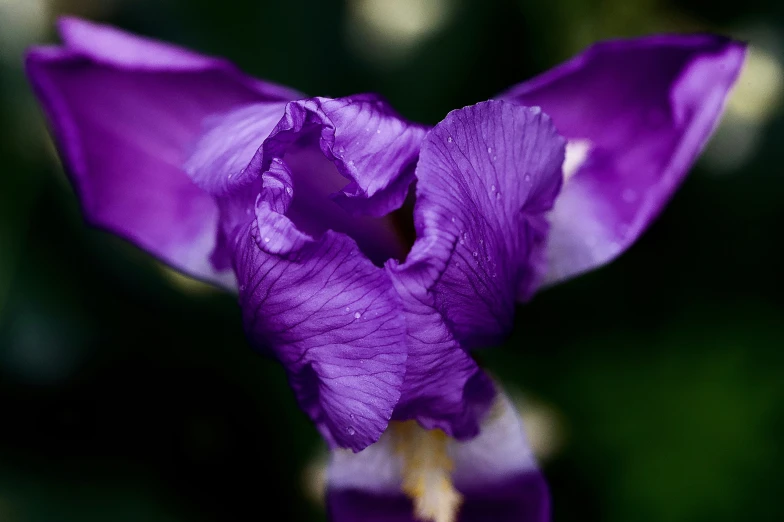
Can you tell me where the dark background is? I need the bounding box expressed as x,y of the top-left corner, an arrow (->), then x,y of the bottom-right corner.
1,0 -> 782,521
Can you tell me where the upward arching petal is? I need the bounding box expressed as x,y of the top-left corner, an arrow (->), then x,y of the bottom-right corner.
25,17 -> 298,287
385,101 -> 564,440
501,35 -> 746,287
392,101 -> 565,348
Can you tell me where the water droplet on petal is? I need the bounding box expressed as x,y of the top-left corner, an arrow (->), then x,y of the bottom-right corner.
354,312 -> 361,319
264,237 -> 271,243
447,136 -> 453,143
479,239 -> 484,244
347,427 -> 356,436
285,186 -> 293,195
377,129 -> 381,134
345,307 -> 350,312
524,174 -> 532,182
472,251 -> 478,257
487,147 -> 493,154
490,184 -> 496,192
496,192 -> 502,200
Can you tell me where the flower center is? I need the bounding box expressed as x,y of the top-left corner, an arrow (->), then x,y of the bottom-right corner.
392,421 -> 463,522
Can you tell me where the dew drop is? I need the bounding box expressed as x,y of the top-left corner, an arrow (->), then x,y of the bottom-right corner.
377,129 -> 381,134
524,174 -> 532,182
285,186 -> 293,195
447,136 -> 453,143
345,307 -> 350,312
492,155 -> 497,161
264,237 -> 271,243
347,427 -> 356,436
354,312 -> 361,319
472,251 -> 478,257
490,184 -> 496,192
479,239 -> 484,244
451,217 -> 456,223
496,192 -> 502,200
487,147 -> 493,154
348,160 -> 355,167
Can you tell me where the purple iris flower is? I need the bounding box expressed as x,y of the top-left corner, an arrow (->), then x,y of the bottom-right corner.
25,17 -> 744,522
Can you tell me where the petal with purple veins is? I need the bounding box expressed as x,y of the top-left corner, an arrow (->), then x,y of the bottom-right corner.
391,101 -> 565,347
184,95 -> 426,451
230,197 -> 408,452
386,101 -> 564,439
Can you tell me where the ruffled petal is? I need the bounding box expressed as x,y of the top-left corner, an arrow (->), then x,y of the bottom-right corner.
385,101 -> 563,438
327,393 -> 549,522
260,95 -> 428,218
229,174 -> 408,451
183,97 -> 424,451
500,35 -> 746,286
25,17 -> 297,286
391,101 -> 565,346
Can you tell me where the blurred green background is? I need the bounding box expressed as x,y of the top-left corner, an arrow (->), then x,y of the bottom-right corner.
1,0 -> 782,521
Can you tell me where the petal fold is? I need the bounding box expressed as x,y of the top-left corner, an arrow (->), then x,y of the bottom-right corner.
500,35 -> 746,286
25,17 -> 297,286
260,95 -> 428,218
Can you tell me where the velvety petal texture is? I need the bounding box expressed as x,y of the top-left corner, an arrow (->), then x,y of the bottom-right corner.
501,35 -> 746,286
25,17 -> 299,286
327,393 -> 549,522
386,101 -> 564,439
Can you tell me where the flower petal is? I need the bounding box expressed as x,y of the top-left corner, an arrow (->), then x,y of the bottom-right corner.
391,101 -> 565,347
327,393 -> 549,522
25,17 -> 297,286
230,184 -> 408,451
260,95 -> 428,218
500,35 -> 746,286
182,95 -> 430,450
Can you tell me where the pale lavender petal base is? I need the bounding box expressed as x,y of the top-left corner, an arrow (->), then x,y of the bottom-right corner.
327,393 -> 549,521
